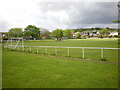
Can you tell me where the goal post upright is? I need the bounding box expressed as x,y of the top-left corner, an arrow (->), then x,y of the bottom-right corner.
22,37 -> 24,51
4,38 -> 10,48
15,38 -> 21,48
11,38 -> 12,48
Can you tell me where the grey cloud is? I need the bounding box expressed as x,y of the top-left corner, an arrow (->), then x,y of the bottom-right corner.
37,2 -> 118,25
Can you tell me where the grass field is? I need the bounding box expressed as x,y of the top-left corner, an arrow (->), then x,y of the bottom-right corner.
3,50 -> 118,88
20,39 -> 118,48
6,39 -> 118,63
3,39 -> 119,88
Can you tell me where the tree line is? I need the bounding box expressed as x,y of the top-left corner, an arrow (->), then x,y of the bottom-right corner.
7,25 -> 72,40
5,25 -> 118,40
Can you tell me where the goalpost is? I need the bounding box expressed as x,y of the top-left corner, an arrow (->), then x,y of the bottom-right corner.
4,37 -> 24,50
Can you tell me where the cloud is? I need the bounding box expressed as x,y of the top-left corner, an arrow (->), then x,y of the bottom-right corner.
0,0 -> 118,32
36,2 -> 118,29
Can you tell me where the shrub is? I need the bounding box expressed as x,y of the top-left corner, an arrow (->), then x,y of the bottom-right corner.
118,35 -> 120,38
108,35 -> 112,38
114,35 -> 118,37
75,32 -> 81,39
98,35 -> 103,38
50,53 -> 56,55
103,36 -> 107,38
100,58 -> 107,61
81,35 -> 86,39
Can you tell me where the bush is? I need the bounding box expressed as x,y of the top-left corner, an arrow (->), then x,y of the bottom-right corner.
103,36 -> 107,38
100,58 -> 107,61
114,35 -> 118,38
118,35 -> 120,38
98,35 -> 103,38
108,35 -> 112,38
75,32 -> 81,39
81,35 -> 86,39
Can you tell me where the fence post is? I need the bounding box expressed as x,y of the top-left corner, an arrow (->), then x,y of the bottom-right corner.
11,38 -> 12,48
18,46 -> 19,50
67,47 -> 70,56
29,47 -> 31,52
82,48 -> 85,59
37,46 -> 38,53
101,48 -> 104,58
55,47 -> 57,55
23,46 -> 24,51
45,46 -> 47,54
22,38 -> 24,51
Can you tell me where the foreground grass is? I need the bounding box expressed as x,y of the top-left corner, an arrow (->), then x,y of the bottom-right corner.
3,50 -> 118,88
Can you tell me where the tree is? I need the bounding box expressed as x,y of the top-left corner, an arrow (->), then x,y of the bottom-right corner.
8,28 -> 22,37
91,28 -> 94,30
52,29 -> 63,41
24,25 -> 40,39
40,29 -> 51,39
2,32 -> 9,39
112,20 -> 120,23
100,29 -> 108,36
95,27 -> 101,30
106,27 -> 110,30
63,29 -> 71,38
75,32 -> 81,39
72,29 -> 79,33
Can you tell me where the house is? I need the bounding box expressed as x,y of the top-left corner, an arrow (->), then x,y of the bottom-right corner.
81,31 -> 99,36
109,31 -> 118,36
1,32 -> 9,40
71,32 -> 76,38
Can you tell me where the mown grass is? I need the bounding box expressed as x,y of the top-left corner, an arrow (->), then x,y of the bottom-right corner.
19,39 -> 118,48
3,50 -> 118,88
6,39 -> 118,63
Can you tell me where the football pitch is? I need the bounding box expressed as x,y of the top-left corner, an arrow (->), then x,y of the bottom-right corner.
2,39 -> 119,88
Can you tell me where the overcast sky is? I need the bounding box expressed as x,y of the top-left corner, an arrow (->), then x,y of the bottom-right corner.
0,0 -> 119,32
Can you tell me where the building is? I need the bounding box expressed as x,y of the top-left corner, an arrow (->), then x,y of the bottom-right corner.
109,31 -> 118,36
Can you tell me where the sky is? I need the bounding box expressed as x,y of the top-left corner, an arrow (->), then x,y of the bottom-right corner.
0,0 -> 119,32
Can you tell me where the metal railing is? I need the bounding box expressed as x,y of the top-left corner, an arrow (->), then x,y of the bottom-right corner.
4,45 -> 120,59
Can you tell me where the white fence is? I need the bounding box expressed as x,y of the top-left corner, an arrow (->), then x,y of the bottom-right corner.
4,45 -> 120,59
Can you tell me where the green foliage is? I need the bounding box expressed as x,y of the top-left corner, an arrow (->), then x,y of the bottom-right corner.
81,35 -> 86,39
108,35 -> 113,38
2,32 -> 9,39
100,58 -> 107,61
112,20 -> 120,23
24,25 -> 40,39
106,27 -> 110,30
52,29 -> 63,39
63,29 -> 71,38
8,28 -> 22,37
118,35 -> 120,38
114,35 -> 118,37
40,29 -> 51,39
118,4 -> 120,8
100,29 -> 108,35
95,27 -> 101,30
75,32 -> 81,39
72,29 -> 79,33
